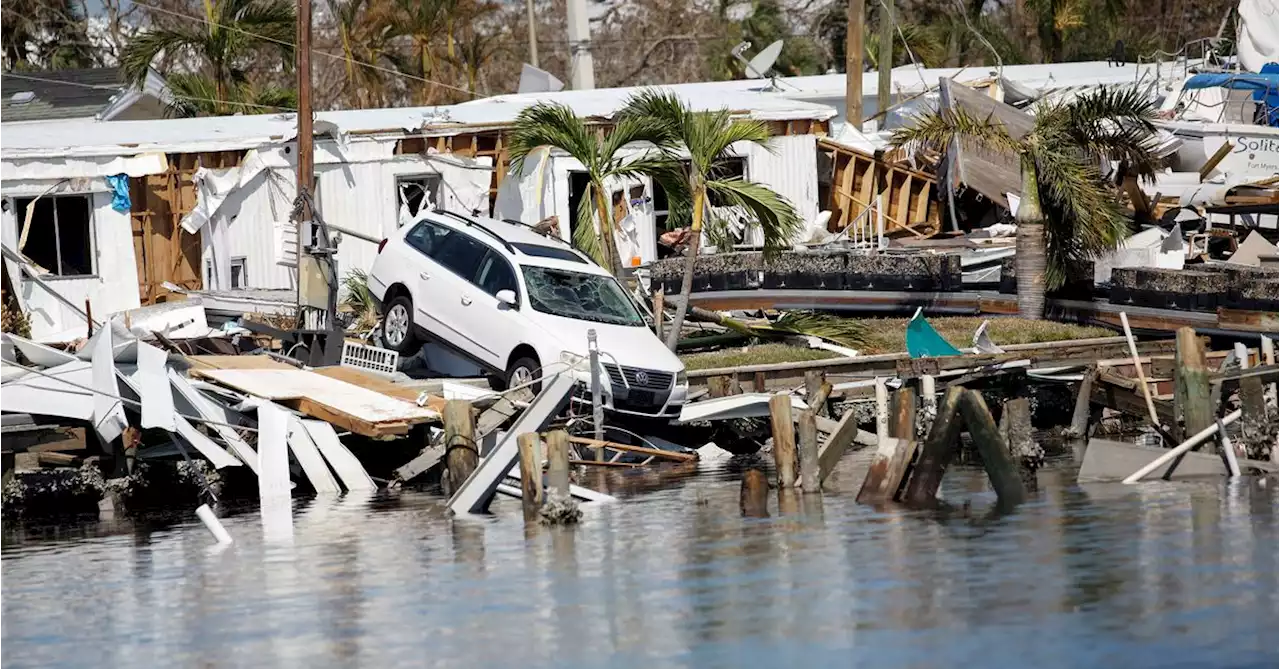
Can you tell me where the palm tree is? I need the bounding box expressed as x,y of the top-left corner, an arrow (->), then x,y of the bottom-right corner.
620,90 -> 803,350
386,0 -> 455,105
508,103 -> 673,277
121,0 -> 295,117
326,0 -> 396,108
890,87 -> 1159,318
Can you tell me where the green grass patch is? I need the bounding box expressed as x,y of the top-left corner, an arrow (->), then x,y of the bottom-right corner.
679,317 -> 1114,370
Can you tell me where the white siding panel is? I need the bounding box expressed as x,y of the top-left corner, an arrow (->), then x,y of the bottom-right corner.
743,134 -> 819,244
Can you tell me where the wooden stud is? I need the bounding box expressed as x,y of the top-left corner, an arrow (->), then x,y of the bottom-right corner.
1067,365 -> 1099,439
443,400 -> 478,494
798,411 -> 820,493
769,394 -> 798,488
516,432 -> 543,522
816,409 -> 864,486
902,386 -> 965,507
1174,327 -> 1212,446
958,390 -> 1026,505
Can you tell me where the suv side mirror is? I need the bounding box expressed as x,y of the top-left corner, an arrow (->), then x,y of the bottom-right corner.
495,289 -> 518,309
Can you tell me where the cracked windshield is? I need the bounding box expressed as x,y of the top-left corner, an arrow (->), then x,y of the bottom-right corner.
522,266 -> 644,326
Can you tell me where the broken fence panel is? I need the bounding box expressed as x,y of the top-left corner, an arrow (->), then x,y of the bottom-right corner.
91,326 -> 128,445
286,415 -> 342,494
301,419 -> 377,492
169,369 -> 260,473
136,342 -> 177,431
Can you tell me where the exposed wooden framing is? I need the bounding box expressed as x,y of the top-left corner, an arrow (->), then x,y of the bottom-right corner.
824,138 -> 940,238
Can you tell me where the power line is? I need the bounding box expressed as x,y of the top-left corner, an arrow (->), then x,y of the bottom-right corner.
128,0 -> 480,99
2,71 -> 297,112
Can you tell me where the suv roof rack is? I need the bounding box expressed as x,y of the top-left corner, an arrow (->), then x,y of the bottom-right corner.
434,209 -> 516,254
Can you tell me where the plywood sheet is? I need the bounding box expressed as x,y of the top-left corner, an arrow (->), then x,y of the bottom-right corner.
194,368 -> 440,430
311,366 -> 447,412
186,355 -> 296,371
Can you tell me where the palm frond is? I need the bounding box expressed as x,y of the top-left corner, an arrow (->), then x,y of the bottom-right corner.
890,106 -> 1024,157
1030,134 -> 1131,288
120,28 -> 204,84
508,102 -> 598,174
767,311 -> 869,349
1036,87 -> 1160,180
600,113 -> 674,163
342,268 -> 380,331
163,72 -> 222,117
618,89 -> 688,147
705,177 -> 802,256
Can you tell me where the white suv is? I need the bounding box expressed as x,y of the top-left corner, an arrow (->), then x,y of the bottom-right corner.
369,211 -> 689,419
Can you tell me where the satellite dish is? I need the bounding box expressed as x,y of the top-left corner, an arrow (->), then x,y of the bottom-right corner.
518,63 -> 565,94
744,40 -> 784,79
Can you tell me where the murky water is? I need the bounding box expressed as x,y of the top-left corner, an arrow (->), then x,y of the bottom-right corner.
3,457 -> 1277,669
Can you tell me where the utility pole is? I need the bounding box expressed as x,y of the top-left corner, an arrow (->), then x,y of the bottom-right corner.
295,0 -> 321,333
846,0 -> 865,129
877,0 -> 894,121
525,0 -> 539,67
565,0 -> 594,89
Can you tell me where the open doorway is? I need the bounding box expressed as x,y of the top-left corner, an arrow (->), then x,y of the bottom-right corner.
567,171 -> 591,243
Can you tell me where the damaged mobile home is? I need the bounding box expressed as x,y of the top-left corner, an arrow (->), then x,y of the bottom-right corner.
1,84 -> 834,342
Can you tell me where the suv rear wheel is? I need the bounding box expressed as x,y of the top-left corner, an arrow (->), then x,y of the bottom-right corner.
505,355 -> 542,402
381,295 -> 420,354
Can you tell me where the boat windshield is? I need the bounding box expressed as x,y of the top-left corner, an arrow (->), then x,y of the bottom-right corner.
521,266 -> 645,327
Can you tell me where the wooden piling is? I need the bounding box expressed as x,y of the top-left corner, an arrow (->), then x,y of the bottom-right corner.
516,432 -> 543,522
890,387 -> 917,439
1067,365 -> 1099,439
545,430 -> 571,500
958,390 -> 1026,505
753,372 -> 767,393
728,375 -> 743,396
1235,343 -> 1269,460
798,411 -> 820,493
902,386 -> 965,507
769,394 -> 798,488
443,400 -> 478,494
1174,327 -> 1212,446
1002,397 -> 1039,491
805,370 -> 829,417
740,468 -> 769,517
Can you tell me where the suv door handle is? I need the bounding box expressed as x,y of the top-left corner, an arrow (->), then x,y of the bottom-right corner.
419,271 -> 430,280
461,295 -> 472,306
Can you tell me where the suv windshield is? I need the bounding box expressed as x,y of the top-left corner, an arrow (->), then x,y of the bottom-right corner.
522,266 -> 644,327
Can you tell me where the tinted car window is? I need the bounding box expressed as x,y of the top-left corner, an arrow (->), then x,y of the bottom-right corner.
404,220 -> 451,257
435,233 -> 489,280
476,251 -> 518,297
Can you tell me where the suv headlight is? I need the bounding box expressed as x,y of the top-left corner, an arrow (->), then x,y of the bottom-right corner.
560,351 -> 586,370
675,370 -> 688,386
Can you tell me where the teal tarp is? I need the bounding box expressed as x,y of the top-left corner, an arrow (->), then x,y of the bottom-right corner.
905,309 -> 962,358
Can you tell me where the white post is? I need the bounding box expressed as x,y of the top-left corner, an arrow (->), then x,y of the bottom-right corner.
588,329 -> 604,445
920,374 -> 937,436
1261,335 -> 1275,366
874,376 -> 890,445
565,0 -> 595,89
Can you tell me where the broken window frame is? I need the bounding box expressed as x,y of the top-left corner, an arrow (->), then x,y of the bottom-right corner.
9,194 -> 97,279
230,257 -> 247,289
396,173 -> 443,225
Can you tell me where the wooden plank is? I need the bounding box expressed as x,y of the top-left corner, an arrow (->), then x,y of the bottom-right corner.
517,432 -> 543,521
193,368 -> 440,436
311,365 -> 447,412
186,355 -> 295,371
1174,327 -> 1212,444
896,173 -> 912,228
568,437 -> 696,462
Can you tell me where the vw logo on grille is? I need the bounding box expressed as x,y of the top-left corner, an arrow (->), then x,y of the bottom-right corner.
634,371 -> 649,386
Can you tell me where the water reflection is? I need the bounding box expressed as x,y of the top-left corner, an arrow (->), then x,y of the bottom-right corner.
2,464 -> 1276,668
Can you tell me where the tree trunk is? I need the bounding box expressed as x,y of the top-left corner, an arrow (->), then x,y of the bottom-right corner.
1014,156 -> 1046,319
592,180 -> 623,277
664,186 -> 706,350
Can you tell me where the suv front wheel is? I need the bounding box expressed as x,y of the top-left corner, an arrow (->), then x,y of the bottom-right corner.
505,355 -> 542,402
381,295 -> 421,355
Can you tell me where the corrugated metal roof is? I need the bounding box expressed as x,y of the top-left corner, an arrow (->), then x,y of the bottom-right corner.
1,68 -> 129,122
2,83 -> 837,160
